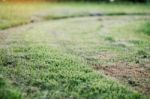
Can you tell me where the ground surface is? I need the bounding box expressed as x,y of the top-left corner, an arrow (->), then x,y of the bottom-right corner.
0,2 -> 150,99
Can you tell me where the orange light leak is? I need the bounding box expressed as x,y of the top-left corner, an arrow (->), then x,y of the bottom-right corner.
0,0 -> 51,3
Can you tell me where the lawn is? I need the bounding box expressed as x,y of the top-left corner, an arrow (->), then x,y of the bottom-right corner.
0,2 -> 150,29
0,2 -> 150,99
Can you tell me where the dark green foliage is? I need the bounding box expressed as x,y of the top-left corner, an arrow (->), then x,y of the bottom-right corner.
140,22 -> 150,36
136,50 -> 150,58
105,36 -> 115,42
0,78 -> 22,99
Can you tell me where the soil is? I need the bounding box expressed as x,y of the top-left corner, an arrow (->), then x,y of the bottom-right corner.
94,62 -> 150,95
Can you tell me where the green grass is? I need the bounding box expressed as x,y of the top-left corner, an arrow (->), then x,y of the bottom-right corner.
0,2 -> 150,29
0,16 -> 149,98
106,20 -> 150,63
0,2 -> 49,29
0,77 -> 22,99
0,46 -> 141,99
0,2 -> 150,99
139,22 -> 150,36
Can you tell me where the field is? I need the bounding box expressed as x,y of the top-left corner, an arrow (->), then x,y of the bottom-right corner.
0,2 -> 150,99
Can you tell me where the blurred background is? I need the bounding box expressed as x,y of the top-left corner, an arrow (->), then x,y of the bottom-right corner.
0,0 -> 149,3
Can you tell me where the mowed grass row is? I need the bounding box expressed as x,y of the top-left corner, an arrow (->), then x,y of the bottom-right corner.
0,2 -> 150,29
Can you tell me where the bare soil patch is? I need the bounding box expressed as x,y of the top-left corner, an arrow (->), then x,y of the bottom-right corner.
98,63 -> 150,95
